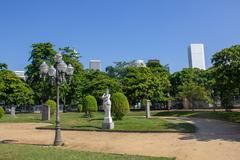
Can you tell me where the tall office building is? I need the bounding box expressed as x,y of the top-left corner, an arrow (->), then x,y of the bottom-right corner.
89,60 -> 101,71
188,44 -> 206,70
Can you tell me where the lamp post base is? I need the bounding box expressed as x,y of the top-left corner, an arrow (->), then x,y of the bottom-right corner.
53,126 -> 63,146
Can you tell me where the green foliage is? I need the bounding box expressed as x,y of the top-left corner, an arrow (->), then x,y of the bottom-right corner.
178,82 -> 212,110
83,70 -> 122,104
25,42 -> 57,104
77,104 -> 83,112
0,63 -> 8,70
141,98 -> 147,110
0,106 -> 4,119
111,92 -> 130,120
0,70 -> 33,106
59,47 -> 85,110
170,68 -> 211,96
106,61 -> 170,105
211,45 -> 240,111
83,95 -> 98,117
45,99 -> 56,116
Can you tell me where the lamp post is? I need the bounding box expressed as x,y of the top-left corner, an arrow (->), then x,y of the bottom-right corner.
39,53 -> 74,146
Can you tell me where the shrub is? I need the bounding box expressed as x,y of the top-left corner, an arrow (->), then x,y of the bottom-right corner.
78,104 -> 83,112
0,106 -> 4,119
83,95 -> 97,117
45,99 -> 56,116
111,92 -> 130,120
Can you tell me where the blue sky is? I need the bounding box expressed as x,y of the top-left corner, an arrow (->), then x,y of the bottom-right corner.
0,0 -> 240,72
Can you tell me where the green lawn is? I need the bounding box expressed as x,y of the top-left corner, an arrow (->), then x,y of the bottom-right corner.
0,112 -> 196,132
154,111 -> 240,123
0,144 -> 175,160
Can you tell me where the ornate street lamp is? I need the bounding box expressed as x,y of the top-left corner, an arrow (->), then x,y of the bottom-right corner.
39,52 -> 74,146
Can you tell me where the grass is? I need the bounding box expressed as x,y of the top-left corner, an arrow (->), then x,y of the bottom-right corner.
0,112 -> 196,132
0,143 -> 175,160
154,111 -> 240,123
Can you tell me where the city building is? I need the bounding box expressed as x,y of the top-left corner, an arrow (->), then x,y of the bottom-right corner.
89,60 -> 101,71
14,71 -> 26,81
128,60 -> 146,67
188,44 -> 206,70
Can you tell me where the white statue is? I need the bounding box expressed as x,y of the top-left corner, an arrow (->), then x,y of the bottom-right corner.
102,89 -> 114,129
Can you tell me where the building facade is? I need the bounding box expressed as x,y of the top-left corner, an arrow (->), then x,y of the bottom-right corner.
188,44 -> 206,70
128,60 -> 146,67
14,71 -> 26,81
89,60 -> 101,71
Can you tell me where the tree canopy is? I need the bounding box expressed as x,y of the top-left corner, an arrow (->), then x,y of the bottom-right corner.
0,70 -> 33,106
211,45 -> 240,110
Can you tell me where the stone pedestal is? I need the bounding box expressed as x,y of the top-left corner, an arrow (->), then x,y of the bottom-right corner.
146,100 -> 151,118
102,117 -> 114,129
11,106 -> 16,117
42,105 -> 50,121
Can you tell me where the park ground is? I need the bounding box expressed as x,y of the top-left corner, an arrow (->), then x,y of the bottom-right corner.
0,111 -> 240,160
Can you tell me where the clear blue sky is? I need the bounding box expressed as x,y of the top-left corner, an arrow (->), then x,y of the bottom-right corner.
0,0 -> 240,72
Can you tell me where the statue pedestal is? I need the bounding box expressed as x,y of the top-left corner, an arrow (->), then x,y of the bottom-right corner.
42,105 -> 50,121
102,117 -> 114,129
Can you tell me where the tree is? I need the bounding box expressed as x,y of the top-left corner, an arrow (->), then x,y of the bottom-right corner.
0,63 -> 8,70
146,60 -> 171,103
59,47 -> 84,111
178,81 -> 212,111
83,70 -> 122,105
111,92 -> 130,120
170,68 -> 210,97
106,61 -> 128,78
106,61 -> 171,105
0,70 -> 33,107
211,45 -> 240,111
25,42 -> 57,104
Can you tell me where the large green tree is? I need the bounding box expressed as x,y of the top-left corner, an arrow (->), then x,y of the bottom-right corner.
170,68 -> 210,97
0,70 -> 33,106
211,45 -> 240,111
146,60 -> 171,102
106,61 -> 171,105
83,70 -> 122,105
59,47 -> 85,111
25,42 -> 56,104
178,81 -> 212,111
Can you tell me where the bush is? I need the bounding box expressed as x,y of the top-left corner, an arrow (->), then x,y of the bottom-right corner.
77,104 -> 83,112
111,92 -> 130,120
0,106 -> 4,119
45,99 -> 56,116
83,95 -> 97,117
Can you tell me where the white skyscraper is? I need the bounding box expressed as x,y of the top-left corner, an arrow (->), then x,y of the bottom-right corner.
89,60 -> 101,71
188,44 -> 206,70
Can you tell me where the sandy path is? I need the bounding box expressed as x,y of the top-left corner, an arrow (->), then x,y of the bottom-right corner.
0,118 -> 240,160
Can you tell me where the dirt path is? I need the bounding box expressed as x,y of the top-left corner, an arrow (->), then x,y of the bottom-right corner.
0,118 -> 240,160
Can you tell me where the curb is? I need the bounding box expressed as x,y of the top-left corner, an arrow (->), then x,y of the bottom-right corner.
36,127 -> 194,133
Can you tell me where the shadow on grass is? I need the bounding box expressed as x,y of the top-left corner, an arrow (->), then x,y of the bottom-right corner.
72,125 -> 102,130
